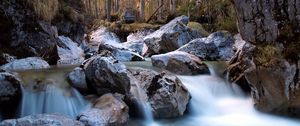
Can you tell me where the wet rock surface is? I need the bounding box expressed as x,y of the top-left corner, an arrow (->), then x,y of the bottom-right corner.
151,51 -> 209,75
144,16 -> 201,56
1,57 -> 50,71
78,93 -> 129,126
57,36 -> 84,65
129,68 -> 190,118
84,55 -> 131,95
178,31 -> 235,61
0,72 -> 22,119
68,67 -> 88,93
0,114 -> 84,126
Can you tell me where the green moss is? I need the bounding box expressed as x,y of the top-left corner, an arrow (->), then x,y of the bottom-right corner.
188,22 -> 210,36
254,45 -> 282,66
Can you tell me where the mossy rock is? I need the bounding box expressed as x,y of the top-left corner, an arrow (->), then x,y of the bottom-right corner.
187,22 -> 210,37
254,44 -> 282,66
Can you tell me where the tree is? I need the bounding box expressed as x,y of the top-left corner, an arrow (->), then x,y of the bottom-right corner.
170,0 -> 176,15
140,0 -> 145,21
107,0 -> 111,21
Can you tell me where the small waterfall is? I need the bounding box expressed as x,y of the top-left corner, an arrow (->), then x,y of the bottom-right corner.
152,62 -> 300,126
16,68 -> 90,119
19,85 -> 89,118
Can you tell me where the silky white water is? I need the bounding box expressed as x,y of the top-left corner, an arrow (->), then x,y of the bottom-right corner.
16,67 -> 90,118
153,62 -> 300,126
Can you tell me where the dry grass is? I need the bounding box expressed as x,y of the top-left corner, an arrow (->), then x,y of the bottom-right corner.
25,0 -> 59,21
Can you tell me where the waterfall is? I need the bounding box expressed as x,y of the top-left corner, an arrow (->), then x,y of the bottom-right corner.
19,85 -> 90,118
16,68 -> 90,119
152,62 -> 300,126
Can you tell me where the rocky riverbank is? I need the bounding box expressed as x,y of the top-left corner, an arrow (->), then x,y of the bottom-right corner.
1,0 -> 299,125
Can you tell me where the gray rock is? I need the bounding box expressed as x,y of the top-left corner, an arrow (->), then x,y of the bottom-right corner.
84,56 -> 131,95
144,15 -> 201,55
126,30 -> 154,42
151,51 -> 210,75
178,31 -> 235,61
1,57 -> 50,71
68,67 -> 88,93
0,53 -> 15,66
78,93 -> 129,126
98,42 -> 145,62
0,72 -> 21,108
85,27 -> 121,54
87,27 -> 144,61
129,68 -> 190,118
122,41 -> 147,56
244,59 -> 297,114
57,36 -> 84,65
0,114 -> 84,126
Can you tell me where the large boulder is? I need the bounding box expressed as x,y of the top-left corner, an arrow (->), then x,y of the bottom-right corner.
123,30 -> 153,56
0,114 -> 84,126
0,1 -> 59,65
97,42 -> 144,62
78,93 -> 129,126
178,31 -> 235,61
151,51 -> 209,75
143,15 -> 201,56
229,0 -> 300,116
129,68 -> 190,118
86,27 -> 144,61
84,55 -> 131,95
1,57 -> 50,71
244,59 -> 297,114
68,67 -> 88,93
85,27 -> 121,54
57,36 -> 84,65
0,72 -> 22,119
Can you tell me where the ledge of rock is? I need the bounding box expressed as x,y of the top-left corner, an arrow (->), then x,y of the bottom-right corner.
151,51 -> 209,75
1,57 -> 50,71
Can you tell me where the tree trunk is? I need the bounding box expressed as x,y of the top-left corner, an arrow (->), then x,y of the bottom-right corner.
157,0 -> 163,21
107,0 -> 111,21
140,0 -> 145,21
95,0 -> 99,18
170,0 -> 176,15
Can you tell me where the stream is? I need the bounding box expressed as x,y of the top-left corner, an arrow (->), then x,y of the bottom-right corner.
1,61 -> 300,126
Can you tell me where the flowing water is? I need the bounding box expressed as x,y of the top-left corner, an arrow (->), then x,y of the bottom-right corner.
16,66 -> 90,118
126,61 -> 300,126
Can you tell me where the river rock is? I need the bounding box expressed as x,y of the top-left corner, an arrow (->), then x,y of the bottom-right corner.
0,53 -> 15,66
244,59 -> 297,114
68,67 -> 88,93
1,57 -> 50,71
178,31 -> 235,61
0,114 -> 84,126
84,55 -> 131,95
98,41 -> 144,62
86,27 -> 144,61
143,15 -> 201,56
0,72 -> 22,118
57,36 -> 84,65
126,30 -> 154,42
129,68 -> 190,118
85,27 -> 121,54
78,93 -> 129,126
151,51 -> 209,75
122,41 -> 147,56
